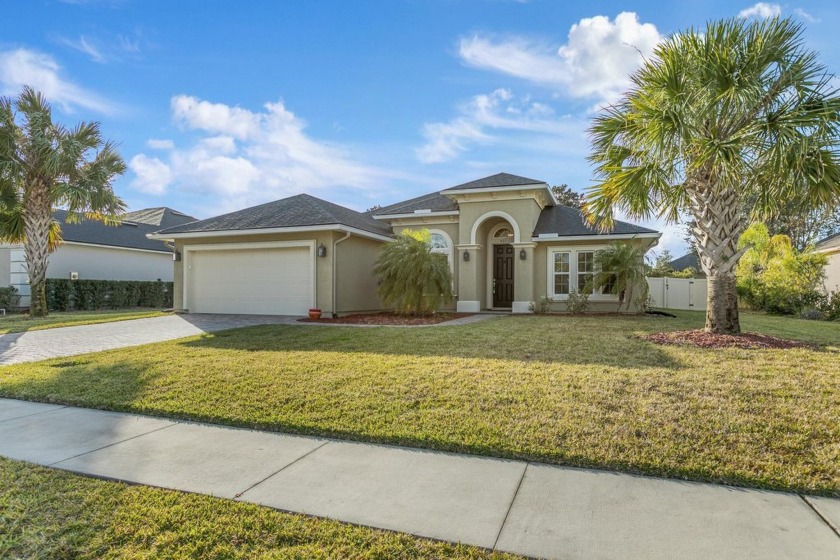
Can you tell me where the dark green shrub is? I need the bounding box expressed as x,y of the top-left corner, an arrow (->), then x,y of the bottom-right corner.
44,279 -> 173,311
0,286 -> 19,308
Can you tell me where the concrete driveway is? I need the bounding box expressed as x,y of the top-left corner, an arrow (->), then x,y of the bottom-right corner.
0,314 -> 294,365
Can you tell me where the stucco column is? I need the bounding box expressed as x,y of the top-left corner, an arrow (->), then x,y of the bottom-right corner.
455,244 -> 482,312
512,242 -> 537,313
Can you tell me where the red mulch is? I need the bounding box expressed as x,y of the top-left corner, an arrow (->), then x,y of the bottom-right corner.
642,330 -> 812,349
299,312 -> 474,325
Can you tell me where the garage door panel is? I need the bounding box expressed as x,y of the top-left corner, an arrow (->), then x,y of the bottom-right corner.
188,246 -> 313,315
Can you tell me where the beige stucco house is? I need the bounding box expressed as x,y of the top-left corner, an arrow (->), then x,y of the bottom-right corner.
1,207 -> 195,307
816,233 -> 840,294
149,173 -> 661,316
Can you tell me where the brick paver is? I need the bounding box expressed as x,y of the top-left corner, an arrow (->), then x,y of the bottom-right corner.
0,314 -> 294,365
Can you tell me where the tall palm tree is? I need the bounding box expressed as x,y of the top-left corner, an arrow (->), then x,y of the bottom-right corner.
0,87 -> 126,317
592,242 -> 648,312
586,17 -> 840,334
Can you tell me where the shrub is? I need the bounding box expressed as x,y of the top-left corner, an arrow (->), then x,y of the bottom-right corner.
374,229 -> 453,315
566,290 -> 590,314
45,279 -> 173,311
529,296 -> 552,314
817,290 -> 840,321
0,285 -> 19,308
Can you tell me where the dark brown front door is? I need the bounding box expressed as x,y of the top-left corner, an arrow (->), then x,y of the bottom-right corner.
493,245 -> 514,308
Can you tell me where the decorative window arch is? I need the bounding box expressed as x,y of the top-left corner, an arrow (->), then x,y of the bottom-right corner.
428,229 -> 454,272
492,227 -> 514,244
469,211 -> 521,244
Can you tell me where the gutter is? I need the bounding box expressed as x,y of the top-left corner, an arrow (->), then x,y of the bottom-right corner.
332,232 -> 352,318
146,224 -> 393,243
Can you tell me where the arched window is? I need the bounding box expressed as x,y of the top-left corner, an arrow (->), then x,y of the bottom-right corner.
430,233 -> 449,252
492,227 -> 514,244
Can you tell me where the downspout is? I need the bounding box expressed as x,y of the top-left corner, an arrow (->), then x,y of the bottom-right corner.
332,231 -> 352,318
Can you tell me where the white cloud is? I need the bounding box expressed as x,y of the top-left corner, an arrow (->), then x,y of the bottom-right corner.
417,89 -> 584,163
738,3 -> 782,19
129,154 -> 171,195
53,31 -> 144,64
55,35 -> 105,63
793,8 -> 818,22
146,138 -> 174,150
0,48 -> 118,114
459,12 -> 661,102
130,95 -> 386,207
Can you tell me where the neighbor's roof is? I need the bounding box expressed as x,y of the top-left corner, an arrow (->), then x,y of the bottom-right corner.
54,209 -> 178,252
123,207 -> 197,229
533,205 -> 659,237
443,172 -> 547,191
372,191 -> 458,216
154,194 -> 393,237
816,231 -> 840,252
669,252 -> 700,271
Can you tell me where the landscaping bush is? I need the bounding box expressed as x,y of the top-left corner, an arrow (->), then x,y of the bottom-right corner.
0,285 -> 19,309
817,290 -> 840,321
566,290 -> 590,314
45,279 -> 173,311
529,295 -> 553,314
736,223 -> 826,315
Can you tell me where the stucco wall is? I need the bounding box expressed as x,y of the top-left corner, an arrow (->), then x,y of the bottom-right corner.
0,246 -> 10,287
335,235 -> 385,314
173,231 -> 336,313
824,250 -> 840,294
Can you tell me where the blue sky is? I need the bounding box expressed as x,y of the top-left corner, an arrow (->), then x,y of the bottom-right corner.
3,0 -> 838,255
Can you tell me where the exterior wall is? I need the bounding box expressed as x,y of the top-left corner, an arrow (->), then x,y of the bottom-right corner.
5,242 -> 174,307
173,231 -> 336,314
823,250 -> 840,293
0,246 -> 10,287
534,238 -> 656,313
335,235 -> 386,315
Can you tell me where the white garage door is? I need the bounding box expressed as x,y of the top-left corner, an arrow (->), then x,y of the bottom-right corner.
188,246 -> 313,315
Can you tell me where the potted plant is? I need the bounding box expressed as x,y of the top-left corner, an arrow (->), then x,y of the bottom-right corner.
308,308 -> 322,320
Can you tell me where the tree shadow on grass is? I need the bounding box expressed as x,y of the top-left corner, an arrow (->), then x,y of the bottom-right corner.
179,315 -> 685,370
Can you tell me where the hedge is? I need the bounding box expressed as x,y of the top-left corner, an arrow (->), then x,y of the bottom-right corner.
45,279 -> 173,311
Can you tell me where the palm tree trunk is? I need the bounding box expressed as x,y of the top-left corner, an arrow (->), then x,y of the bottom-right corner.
687,176 -> 748,334
23,182 -> 51,317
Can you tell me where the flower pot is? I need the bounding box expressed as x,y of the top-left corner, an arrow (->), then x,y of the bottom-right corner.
308,308 -> 322,320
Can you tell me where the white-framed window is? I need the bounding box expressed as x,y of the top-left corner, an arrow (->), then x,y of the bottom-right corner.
547,247 -> 618,300
428,230 -> 454,274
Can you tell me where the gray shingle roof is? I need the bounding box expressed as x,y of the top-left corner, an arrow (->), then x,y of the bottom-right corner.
372,191 -> 458,216
55,209 -> 176,252
669,252 -> 700,271
155,194 -> 393,237
123,207 -> 197,229
533,205 -> 659,237
443,172 -> 546,191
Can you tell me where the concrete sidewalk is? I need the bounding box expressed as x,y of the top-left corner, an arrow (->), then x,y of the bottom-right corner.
0,398 -> 838,559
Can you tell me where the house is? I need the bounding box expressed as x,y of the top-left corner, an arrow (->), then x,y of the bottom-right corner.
149,173 -> 660,316
668,252 -> 705,277
816,232 -> 840,293
1,207 -> 196,307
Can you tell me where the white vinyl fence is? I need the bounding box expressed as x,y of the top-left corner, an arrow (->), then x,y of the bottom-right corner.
646,277 -> 708,311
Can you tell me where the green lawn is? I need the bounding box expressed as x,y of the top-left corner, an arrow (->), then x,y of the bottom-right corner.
0,457 -> 513,559
0,309 -> 166,334
1,311 -> 838,495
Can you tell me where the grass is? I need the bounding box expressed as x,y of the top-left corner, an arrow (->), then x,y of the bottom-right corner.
0,309 -> 166,334
1,310 -> 838,495
0,457 -> 514,559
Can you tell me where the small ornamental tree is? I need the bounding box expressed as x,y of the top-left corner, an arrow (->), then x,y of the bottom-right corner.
374,228 -> 453,314
592,242 -> 647,312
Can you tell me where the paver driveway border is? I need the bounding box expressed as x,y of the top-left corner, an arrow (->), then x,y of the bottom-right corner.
0,398 -> 838,560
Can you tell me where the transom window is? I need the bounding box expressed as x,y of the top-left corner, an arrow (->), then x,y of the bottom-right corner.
492,227 -> 514,245
430,233 -> 449,252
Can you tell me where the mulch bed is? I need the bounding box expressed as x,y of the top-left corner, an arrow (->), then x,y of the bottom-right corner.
299,312 -> 474,325
642,330 -> 813,349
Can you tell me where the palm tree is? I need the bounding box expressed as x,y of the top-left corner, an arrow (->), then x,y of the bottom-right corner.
592,242 -> 647,312
586,17 -> 840,334
0,87 -> 126,317
374,228 -> 453,314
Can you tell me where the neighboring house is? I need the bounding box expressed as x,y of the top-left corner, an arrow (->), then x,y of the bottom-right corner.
815,232 -> 840,293
1,207 -> 196,307
149,173 -> 661,316
668,252 -> 705,277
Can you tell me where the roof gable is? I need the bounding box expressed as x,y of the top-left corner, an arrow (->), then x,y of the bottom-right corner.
123,207 -> 197,228
443,172 -> 546,191
155,194 -> 392,237
372,191 -> 458,216
54,210 -> 174,252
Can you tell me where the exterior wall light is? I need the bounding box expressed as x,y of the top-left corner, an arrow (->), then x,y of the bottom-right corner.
463,250 -> 470,262
519,249 -> 527,260
172,251 -> 181,262
317,243 -> 327,258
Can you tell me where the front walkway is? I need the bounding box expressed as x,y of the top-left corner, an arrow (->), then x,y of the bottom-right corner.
0,314 -> 294,365
0,399 -> 837,559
